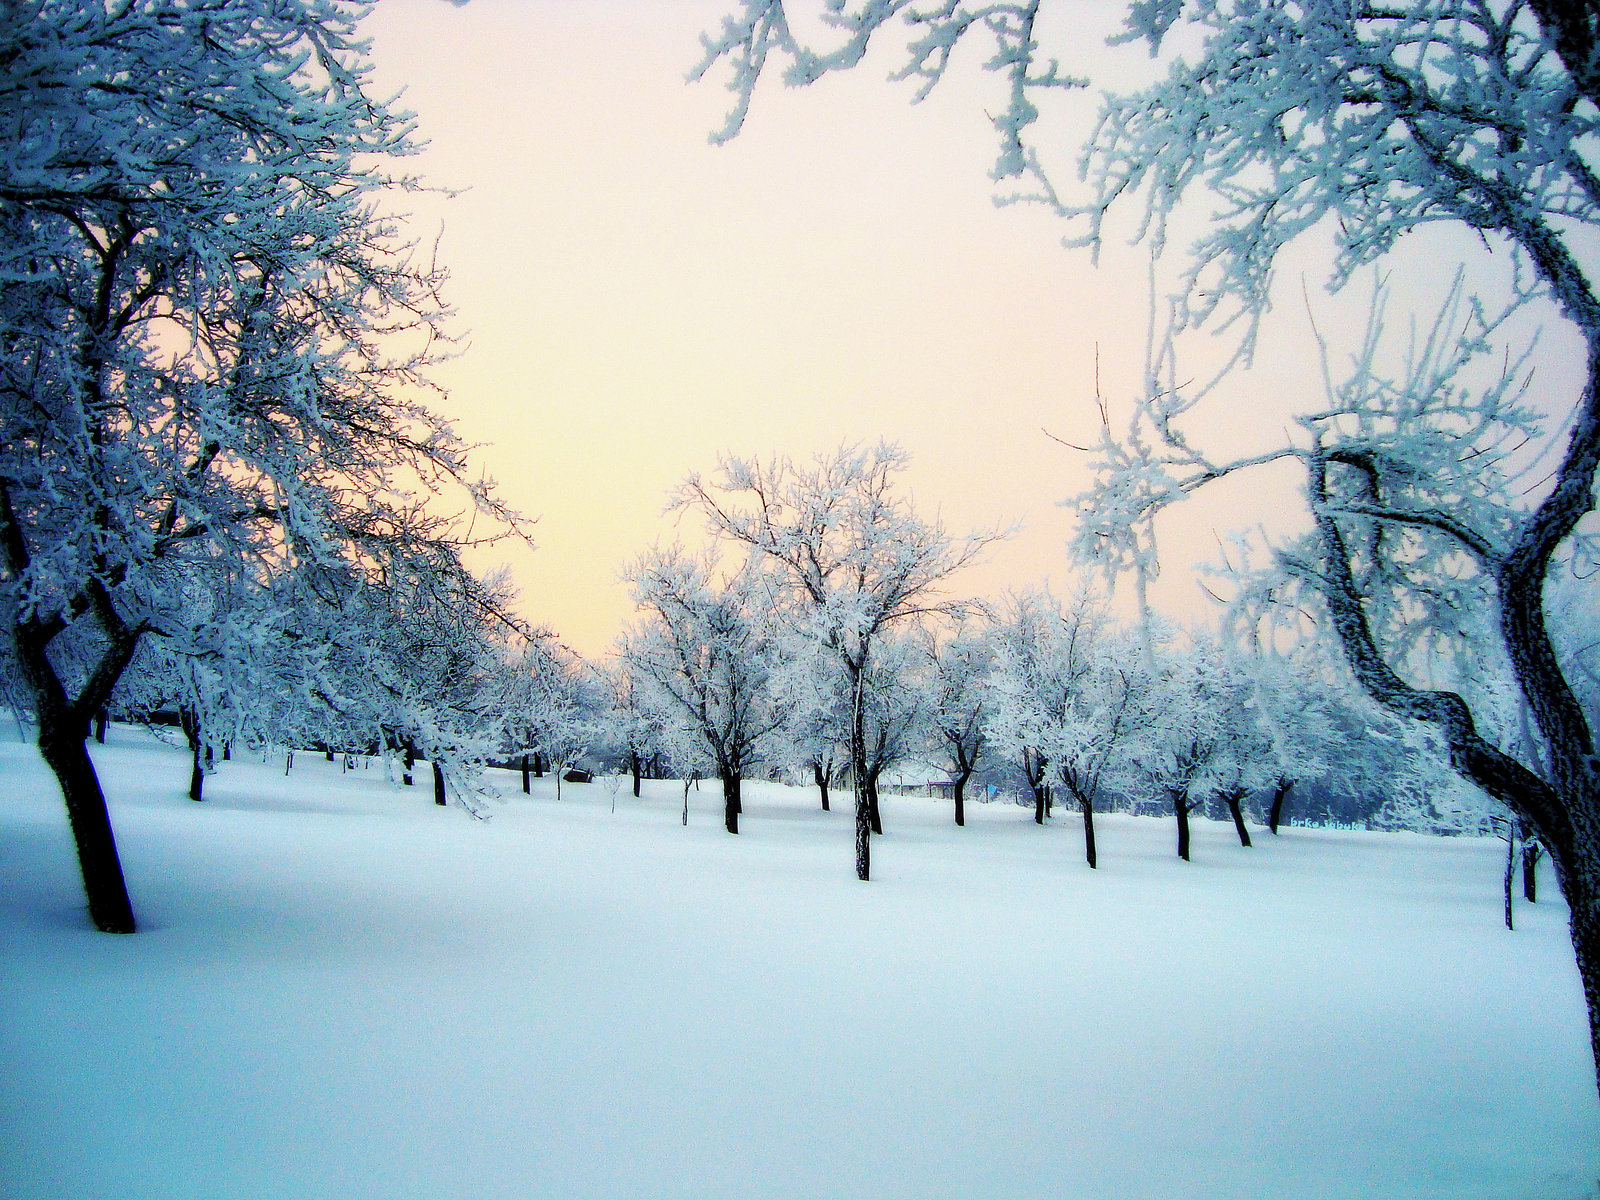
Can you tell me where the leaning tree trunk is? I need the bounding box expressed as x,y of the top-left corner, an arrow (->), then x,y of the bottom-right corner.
1224,789 -> 1252,848
867,767 -> 883,836
1268,777 -> 1294,835
38,719 -> 136,934
813,759 -> 830,812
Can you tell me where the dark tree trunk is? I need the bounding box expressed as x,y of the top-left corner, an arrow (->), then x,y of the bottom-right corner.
1225,790 -> 1252,847
867,768 -> 883,836
1268,777 -> 1294,834
521,753 -> 531,794
432,761 -> 447,806
847,663 -> 872,881
39,724 -> 136,934
221,742 -> 229,762
813,760 -> 830,812
1081,793 -> 1097,869
284,749 -> 294,775
180,707 -> 204,802
1024,749 -> 1048,824
722,770 -> 741,835
630,751 -> 642,798
402,739 -> 415,786
1524,837 -> 1543,903
953,765 -> 973,828
93,709 -> 108,744
1504,829 -> 1517,931
533,752 -> 545,778
1174,794 -> 1192,862
325,749 -> 334,762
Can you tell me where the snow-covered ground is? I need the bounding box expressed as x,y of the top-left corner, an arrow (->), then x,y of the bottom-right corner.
2,725 -> 1596,1200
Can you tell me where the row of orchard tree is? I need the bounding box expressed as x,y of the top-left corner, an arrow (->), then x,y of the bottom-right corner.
7,0 -> 1600,1106
689,0 -> 1600,1093
610,444 -> 1541,873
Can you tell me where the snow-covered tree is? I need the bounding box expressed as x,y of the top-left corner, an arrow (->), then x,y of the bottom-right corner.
496,633 -> 597,803
0,0 -> 527,931
672,441 -> 1003,878
988,587 -> 1143,867
771,635 -> 851,812
596,661 -> 665,799
619,545 -> 785,834
852,630 -> 930,834
919,614 -> 994,827
1124,630 -> 1278,861
694,0 -> 1600,1092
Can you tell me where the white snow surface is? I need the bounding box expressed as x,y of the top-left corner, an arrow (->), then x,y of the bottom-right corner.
2,725 -> 1597,1200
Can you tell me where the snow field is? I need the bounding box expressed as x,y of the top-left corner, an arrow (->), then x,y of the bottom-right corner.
1,725 -> 1596,1200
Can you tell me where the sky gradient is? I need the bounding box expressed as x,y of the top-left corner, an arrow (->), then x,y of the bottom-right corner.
358,0 -> 1582,658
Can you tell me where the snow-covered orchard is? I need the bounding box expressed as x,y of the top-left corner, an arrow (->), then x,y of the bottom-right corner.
2,724 -> 1596,1200
7,0 -> 1600,1194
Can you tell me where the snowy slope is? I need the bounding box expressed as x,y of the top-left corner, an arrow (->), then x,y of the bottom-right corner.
1,725 -> 1596,1200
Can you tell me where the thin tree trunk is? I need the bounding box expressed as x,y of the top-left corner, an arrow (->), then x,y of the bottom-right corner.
38,724 -> 136,934
402,739 -> 415,786
850,673 -> 870,880
1082,793 -> 1097,869
953,765 -> 973,828
1523,836 -> 1542,903
521,753 -> 531,794
1268,777 -> 1294,834
631,751 -> 642,798
1225,790 -> 1252,847
93,709 -> 108,744
1175,794 -> 1191,862
1505,828 -> 1517,932
867,769 -> 883,836
813,760 -> 830,812
432,761 -> 446,806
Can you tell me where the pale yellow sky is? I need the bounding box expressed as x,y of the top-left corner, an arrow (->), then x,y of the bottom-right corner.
359,0 -> 1583,659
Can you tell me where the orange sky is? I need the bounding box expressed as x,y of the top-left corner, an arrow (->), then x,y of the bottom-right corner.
359,0 -> 1582,659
